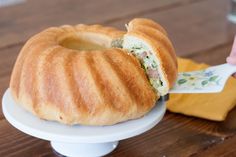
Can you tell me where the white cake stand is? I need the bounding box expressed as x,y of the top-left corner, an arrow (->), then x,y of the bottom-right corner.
2,89 -> 166,157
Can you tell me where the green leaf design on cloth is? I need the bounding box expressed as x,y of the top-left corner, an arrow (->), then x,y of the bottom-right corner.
201,80 -> 208,86
173,70 -> 222,91
209,76 -> 218,81
183,73 -> 191,77
178,79 -> 187,85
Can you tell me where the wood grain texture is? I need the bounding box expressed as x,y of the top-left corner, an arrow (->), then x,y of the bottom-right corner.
0,120 -> 52,157
0,113 -> 234,157
1,0 -> 236,156
192,135 -> 236,156
0,0 -> 184,48
187,42 -> 233,65
108,0 -> 233,57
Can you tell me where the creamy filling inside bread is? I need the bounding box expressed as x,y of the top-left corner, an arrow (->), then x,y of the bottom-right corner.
122,35 -> 167,95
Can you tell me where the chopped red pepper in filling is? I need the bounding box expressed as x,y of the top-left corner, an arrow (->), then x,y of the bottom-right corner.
130,46 -> 163,92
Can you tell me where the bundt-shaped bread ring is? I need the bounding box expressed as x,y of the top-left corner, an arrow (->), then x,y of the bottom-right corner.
10,24 -> 157,125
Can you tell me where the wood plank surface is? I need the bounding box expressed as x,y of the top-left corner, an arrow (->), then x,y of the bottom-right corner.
108,0 -> 232,56
1,0 -> 232,56
0,0 -> 184,48
195,135 -> 236,156
1,0 -> 236,156
0,113 -> 234,157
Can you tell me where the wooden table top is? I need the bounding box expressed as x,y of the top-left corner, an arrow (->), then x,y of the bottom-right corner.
1,0 -> 236,156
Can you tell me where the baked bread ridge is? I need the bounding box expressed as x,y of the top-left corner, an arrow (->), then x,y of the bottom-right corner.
10,24 -> 157,125
123,18 -> 178,96
127,18 -> 168,36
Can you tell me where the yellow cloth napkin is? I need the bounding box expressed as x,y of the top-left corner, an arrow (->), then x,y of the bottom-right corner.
167,58 -> 236,121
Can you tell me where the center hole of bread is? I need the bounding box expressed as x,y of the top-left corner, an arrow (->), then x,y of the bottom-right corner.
59,32 -> 112,51
60,37 -> 107,51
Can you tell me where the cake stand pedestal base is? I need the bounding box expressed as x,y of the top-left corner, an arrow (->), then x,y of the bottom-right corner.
51,141 -> 118,157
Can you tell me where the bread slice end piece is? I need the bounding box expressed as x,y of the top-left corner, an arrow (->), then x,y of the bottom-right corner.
123,34 -> 169,96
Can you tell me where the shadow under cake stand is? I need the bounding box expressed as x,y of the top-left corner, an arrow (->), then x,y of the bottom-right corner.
2,89 -> 166,157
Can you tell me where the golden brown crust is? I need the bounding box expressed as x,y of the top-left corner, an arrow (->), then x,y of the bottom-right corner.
10,24 -> 157,125
127,18 -> 168,36
126,18 -> 178,92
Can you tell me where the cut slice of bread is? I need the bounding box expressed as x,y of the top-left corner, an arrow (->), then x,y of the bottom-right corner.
122,18 -> 178,96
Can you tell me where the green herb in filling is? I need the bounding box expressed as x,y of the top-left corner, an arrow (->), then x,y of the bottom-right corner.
130,47 -> 164,92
